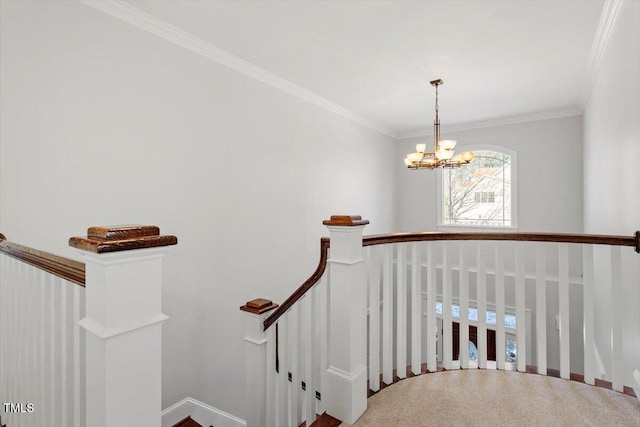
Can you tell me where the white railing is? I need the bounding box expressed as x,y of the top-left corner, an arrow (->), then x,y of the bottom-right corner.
244,219 -> 639,426
0,252 -> 86,427
0,226 -> 176,427
242,250 -> 331,427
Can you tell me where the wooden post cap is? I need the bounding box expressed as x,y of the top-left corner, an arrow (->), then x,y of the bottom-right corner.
240,298 -> 279,314
322,215 -> 370,226
0,233 -> 6,242
69,225 -> 177,253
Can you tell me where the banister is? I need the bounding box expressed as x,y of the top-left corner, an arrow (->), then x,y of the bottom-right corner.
263,237 -> 330,330
363,231 -> 640,250
263,229 -> 639,331
0,234 -> 85,286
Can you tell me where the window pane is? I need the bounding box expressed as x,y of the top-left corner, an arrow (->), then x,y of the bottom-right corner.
443,150 -> 511,226
437,302 -> 516,329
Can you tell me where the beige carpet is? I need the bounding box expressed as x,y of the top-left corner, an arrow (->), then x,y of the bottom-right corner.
341,370 -> 640,427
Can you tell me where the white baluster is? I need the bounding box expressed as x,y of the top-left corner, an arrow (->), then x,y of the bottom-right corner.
266,326 -> 276,427
24,264 -> 33,427
4,257 -> 10,405
515,243 -> 526,372
304,293 -> 315,426
536,243 -> 547,376
49,273 -> 56,427
369,246 -> 381,391
411,242 -> 422,375
396,243 -> 407,379
495,242 -> 506,371
289,306 -> 299,427
382,244 -> 393,384
14,261 -> 21,427
5,257 -> 12,426
583,245 -> 595,385
459,243 -> 469,369
318,274 -> 328,415
477,242 -> 488,369
443,243 -> 453,370
54,275 -> 62,426
278,318 -> 289,427
559,243 -> 570,379
611,246 -> 623,392
37,270 -> 46,427
426,243 -> 437,372
61,277 -> 68,427
0,255 -> 5,412
32,267 -> 40,427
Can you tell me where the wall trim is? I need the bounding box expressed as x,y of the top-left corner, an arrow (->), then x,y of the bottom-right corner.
78,0 -> 396,138
397,108 -> 582,139
162,397 -> 246,427
79,0 -> 594,142
580,0 -> 621,109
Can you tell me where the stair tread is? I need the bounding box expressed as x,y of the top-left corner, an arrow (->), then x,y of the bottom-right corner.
309,412 -> 341,427
172,415 -> 204,427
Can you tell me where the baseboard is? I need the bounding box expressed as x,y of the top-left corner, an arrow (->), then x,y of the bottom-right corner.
162,397 -> 246,427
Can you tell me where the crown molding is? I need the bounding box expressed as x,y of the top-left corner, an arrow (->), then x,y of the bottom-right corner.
78,0 -> 605,142
79,0 -> 397,138
397,108 -> 583,139
580,0 -> 621,110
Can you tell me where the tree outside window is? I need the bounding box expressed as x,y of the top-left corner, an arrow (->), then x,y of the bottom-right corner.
442,150 -> 513,227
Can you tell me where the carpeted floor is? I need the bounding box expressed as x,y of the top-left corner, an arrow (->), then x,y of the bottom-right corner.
340,369 -> 640,426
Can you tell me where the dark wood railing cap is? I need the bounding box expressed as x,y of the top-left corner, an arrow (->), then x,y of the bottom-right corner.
69,225 -> 177,254
322,215 -> 370,226
1,234 -> 85,286
240,298 -> 279,315
635,231 -> 640,253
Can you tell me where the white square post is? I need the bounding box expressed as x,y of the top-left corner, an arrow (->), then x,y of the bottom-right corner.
240,298 -> 279,427
323,215 -> 369,425
70,225 -> 177,427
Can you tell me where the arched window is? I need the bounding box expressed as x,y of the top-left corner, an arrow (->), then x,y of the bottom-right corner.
438,147 -> 517,228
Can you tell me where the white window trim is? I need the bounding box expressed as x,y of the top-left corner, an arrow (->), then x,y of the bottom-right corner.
436,144 -> 518,230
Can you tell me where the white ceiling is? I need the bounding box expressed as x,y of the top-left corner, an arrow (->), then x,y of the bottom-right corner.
123,0 -> 605,137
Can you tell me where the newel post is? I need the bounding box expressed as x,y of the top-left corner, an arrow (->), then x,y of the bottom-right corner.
69,225 -> 177,427
240,298 -> 279,427
323,215 -> 369,424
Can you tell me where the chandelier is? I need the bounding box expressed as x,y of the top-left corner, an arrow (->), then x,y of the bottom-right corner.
404,79 -> 474,169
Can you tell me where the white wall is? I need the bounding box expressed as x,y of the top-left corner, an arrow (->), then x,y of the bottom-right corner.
583,0 -> 640,389
0,1 -> 396,420
396,116 -> 584,232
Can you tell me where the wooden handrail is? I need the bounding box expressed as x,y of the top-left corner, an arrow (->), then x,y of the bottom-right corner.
363,231 -> 640,249
263,230 -> 639,331
264,237 -> 330,330
0,234 -> 85,286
